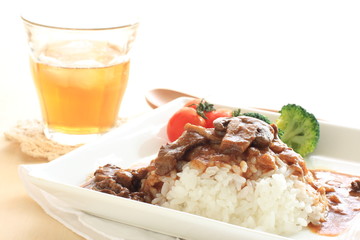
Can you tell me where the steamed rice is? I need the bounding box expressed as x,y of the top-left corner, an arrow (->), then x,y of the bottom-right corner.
152,159 -> 326,235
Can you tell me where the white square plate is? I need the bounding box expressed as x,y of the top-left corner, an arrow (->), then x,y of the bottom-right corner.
20,97 -> 360,240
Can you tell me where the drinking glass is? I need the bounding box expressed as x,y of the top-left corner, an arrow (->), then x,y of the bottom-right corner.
22,9 -> 138,145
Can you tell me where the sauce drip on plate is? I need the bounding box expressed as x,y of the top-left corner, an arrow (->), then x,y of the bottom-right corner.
309,170 -> 360,236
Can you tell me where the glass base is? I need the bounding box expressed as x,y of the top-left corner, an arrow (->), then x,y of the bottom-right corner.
44,128 -> 103,146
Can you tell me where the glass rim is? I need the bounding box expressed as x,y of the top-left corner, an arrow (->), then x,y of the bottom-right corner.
21,15 -> 139,31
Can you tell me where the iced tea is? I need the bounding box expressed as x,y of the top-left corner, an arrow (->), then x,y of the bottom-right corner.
30,40 -> 130,135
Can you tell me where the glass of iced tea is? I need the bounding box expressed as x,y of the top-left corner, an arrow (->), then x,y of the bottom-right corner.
21,9 -> 138,145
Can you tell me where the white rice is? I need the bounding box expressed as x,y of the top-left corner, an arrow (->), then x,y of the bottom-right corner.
152,161 -> 326,236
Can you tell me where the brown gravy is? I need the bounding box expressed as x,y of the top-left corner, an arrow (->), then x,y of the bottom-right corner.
309,170 -> 360,236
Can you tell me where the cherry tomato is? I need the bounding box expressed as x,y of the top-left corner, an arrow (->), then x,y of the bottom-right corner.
204,109 -> 232,128
167,107 -> 206,142
184,98 -> 202,109
185,98 -> 216,119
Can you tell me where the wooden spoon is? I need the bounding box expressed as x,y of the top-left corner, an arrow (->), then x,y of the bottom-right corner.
145,88 -> 197,109
145,88 -> 279,113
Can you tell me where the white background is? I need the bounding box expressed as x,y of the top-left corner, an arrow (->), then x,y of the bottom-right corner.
1,0 -> 360,131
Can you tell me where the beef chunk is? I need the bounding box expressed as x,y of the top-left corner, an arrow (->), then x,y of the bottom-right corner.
213,117 -> 231,137
213,116 -> 275,153
115,171 -> 133,189
351,180 -> 360,192
83,164 -> 151,202
154,116 -> 277,176
154,131 -> 207,175
184,123 -> 222,143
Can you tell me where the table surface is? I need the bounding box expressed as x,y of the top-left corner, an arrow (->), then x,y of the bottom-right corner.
1,1 -> 360,240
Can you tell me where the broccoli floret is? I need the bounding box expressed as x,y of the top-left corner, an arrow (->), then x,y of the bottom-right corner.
243,112 -> 272,125
276,104 -> 319,157
232,109 -> 272,124
277,128 -> 285,139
